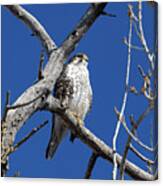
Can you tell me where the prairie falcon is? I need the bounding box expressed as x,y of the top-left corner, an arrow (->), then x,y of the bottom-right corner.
46,53 -> 93,159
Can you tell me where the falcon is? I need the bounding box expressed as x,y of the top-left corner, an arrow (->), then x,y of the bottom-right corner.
46,53 -> 93,159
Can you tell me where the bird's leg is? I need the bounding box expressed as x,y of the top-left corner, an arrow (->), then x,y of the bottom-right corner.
76,115 -> 83,127
60,95 -> 69,110
70,112 -> 84,126
68,112 -> 83,143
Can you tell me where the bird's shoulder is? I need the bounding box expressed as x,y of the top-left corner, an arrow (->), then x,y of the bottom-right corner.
55,64 -> 74,97
58,63 -> 80,82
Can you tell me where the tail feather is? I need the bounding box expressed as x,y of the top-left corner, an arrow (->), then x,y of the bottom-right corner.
46,115 -> 67,160
46,135 -> 61,160
69,132 -> 76,143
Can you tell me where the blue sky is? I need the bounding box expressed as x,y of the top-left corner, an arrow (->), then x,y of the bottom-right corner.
1,2 -> 157,180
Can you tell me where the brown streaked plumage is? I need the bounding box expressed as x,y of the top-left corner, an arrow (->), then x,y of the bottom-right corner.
46,53 -> 93,159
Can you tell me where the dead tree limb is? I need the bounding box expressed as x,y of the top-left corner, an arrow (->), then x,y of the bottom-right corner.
45,95 -> 156,181
5,5 -> 56,55
2,120 -> 48,161
2,91 -> 11,122
84,152 -> 98,179
2,3 -> 157,181
1,3 -> 107,176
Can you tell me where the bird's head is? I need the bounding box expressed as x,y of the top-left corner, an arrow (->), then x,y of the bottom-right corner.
70,53 -> 89,66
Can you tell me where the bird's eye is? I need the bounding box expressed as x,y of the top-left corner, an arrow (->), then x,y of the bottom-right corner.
85,58 -> 88,62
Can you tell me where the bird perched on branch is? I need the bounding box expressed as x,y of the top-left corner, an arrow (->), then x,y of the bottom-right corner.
46,53 -> 93,160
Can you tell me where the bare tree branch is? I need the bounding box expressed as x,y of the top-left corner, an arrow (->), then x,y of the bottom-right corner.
138,1 -> 155,70
2,120 -> 48,161
2,2 -> 157,180
38,49 -> 45,80
59,3 -> 107,55
119,105 -> 153,179
6,89 -> 49,110
114,1 -> 157,179
101,11 -> 116,17
129,144 -> 155,165
112,4 -> 133,180
138,64 -> 146,78
123,37 -> 144,51
138,65 -> 156,101
45,95 -> 156,181
130,2 -> 155,71
1,3 -> 107,176
5,5 -> 56,55
2,91 -> 11,122
114,107 -> 154,152
84,152 -> 98,179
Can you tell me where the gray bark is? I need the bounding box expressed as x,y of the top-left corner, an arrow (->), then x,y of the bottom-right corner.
1,3 -> 107,176
1,3 -> 156,181
45,95 -> 156,181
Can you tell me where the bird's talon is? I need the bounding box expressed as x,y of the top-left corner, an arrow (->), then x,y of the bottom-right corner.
70,112 -> 83,126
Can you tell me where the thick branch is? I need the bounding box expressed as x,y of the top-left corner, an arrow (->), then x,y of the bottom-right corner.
84,152 -> 98,179
5,5 -> 56,55
45,95 -> 156,181
1,3 -> 107,176
61,3 -> 107,54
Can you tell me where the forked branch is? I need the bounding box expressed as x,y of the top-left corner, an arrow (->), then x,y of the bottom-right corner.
5,5 -> 56,55
1,3 -> 107,176
45,95 -> 156,181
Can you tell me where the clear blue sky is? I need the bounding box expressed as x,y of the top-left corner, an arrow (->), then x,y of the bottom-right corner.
1,1 -> 157,180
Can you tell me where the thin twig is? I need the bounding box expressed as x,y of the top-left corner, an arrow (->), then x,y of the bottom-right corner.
133,19 -> 142,39
114,107 -> 154,152
138,1 -> 155,70
123,37 -> 144,51
144,90 -> 156,101
2,91 -> 11,122
119,116 -> 136,180
129,1 -> 155,70
138,65 -> 146,78
2,120 -> 48,159
13,120 -> 48,152
84,152 -> 98,179
128,4 -> 138,22
6,89 -> 49,110
119,105 -> 153,179
101,11 -> 116,17
46,95 -> 156,181
2,3 -> 107,177
112,4 -> 133,180
5,5 -> 56,55
129,144 -> 155,165
38,49 -> 45,80
138,67 -> 155,101
139,73 -> 156,101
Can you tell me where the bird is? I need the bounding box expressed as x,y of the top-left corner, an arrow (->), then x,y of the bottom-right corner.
46,53 -> 93,160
